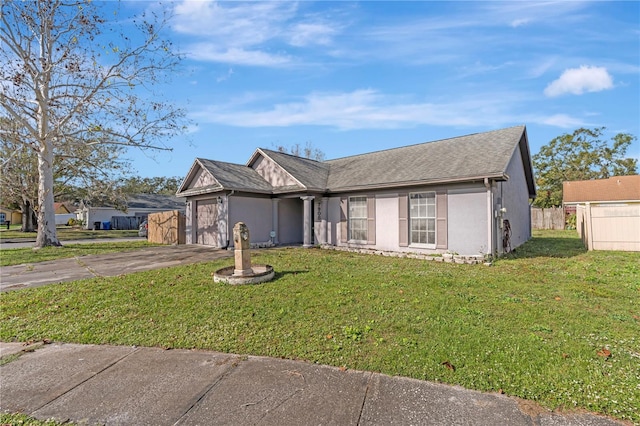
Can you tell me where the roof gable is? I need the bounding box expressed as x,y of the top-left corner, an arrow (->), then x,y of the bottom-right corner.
247,149 -> 305,191
252,149 -> 330,191
177,158 -> 273,197
563,175 -> 640,203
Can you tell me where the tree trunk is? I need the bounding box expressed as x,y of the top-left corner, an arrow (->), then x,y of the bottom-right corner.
35,144 -> 61,247
20,200 -> 35,232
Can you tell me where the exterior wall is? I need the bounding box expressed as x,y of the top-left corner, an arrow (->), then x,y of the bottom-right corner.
577,202 -> 640,251
447,186 -> 489,255
228,195 -> 273,245
500,146 -> 533,250
81,208 -> 125,229
252,155 -> 298,187
278,198 -> 303,244
324,183 -> 492,256
0,208 -> 22,225
55,214 -> 76,225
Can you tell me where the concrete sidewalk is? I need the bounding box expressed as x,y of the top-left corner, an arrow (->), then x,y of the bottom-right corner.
1,245 -> 232,292
0,342 -> 624,426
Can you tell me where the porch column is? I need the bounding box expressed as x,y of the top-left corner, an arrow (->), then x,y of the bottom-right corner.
301,196 -> 315,248
271,198 -> 280,245
319,197 -> 329,245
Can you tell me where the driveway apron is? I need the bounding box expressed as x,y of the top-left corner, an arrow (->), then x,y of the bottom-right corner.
1,245 -> 232,292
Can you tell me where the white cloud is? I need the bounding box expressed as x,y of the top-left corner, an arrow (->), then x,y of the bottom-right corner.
172,1 -> 295,45
510,18 -> 531,28
191,89 -> 535,130
287,22 -> 338,47
171,1 -> 343,67
544,66 -> 614,97
187,45 -> 291,67
538,113 -> 586,128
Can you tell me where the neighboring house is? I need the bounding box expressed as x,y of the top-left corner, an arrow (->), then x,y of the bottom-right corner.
563,175 -> 640,251
76,194 -> 185,230
0,207 -> 22,225
54,202 -> 73,214
177,126 -> 536,257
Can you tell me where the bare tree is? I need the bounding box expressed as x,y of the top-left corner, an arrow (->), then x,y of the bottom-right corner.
276,141 -> 326,161
0,1 -> 188,247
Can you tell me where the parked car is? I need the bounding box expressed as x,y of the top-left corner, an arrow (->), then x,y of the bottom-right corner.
138,220 -> 148,237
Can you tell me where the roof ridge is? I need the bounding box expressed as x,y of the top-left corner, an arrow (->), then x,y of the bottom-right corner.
325,125 -> 525,163
258,148 -> 328,165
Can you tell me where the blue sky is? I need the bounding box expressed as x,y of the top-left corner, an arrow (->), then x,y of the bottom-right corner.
123,1 -> 639,178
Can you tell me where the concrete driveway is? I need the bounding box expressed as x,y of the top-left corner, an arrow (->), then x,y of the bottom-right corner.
1,245 -> 232,292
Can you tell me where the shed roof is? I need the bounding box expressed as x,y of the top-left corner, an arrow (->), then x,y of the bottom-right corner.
563,175 -> 640,203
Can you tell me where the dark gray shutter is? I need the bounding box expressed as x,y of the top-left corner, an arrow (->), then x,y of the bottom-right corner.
398,193 -> 408,247
340,197 -> 348,243
367,195 -> 376,245
436,190 -> 448,249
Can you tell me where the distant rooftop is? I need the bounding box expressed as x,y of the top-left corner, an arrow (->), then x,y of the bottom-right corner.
563,175 -> 640,203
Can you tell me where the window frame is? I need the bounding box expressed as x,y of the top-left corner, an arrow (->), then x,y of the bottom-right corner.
408,191 -> 436,248
348,196 -> 368,242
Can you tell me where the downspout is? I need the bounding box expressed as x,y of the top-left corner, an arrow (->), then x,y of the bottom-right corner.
484,178 -> 494,257
222,190 -> 235,249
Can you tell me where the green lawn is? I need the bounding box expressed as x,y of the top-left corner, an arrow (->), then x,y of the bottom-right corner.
1,230 -> 638,422
0,241 -> 156,267
0,226 -> 139,241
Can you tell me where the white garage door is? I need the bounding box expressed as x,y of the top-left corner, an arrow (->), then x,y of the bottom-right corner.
196,199 -> 218,246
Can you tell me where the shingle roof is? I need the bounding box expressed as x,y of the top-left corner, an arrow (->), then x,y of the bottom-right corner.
198,158 -> 274,193
325,126 -> 527,191
126,194 -> 185,210
563,175 -> 640,203
178,126 -> 534,197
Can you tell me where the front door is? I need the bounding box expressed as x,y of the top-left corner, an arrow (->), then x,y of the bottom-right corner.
196,199 -> 218,246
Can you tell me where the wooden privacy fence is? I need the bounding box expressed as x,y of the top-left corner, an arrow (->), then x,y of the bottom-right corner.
531,207 -> 565,230
576,203 -> 640,251
148,210 -> 186,245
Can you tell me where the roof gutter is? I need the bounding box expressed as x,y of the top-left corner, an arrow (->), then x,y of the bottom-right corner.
327,173 -> 509,194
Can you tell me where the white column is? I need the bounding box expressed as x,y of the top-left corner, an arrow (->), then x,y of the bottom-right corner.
301,196 -> 315,248
271,199 -> 280,245
320,197 -> 329,245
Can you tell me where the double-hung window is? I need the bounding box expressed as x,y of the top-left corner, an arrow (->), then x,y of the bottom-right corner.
409,192 -> 435,246
348,196 -> 368,241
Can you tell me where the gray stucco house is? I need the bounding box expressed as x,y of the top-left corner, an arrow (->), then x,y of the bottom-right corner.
176,126 -> 536,256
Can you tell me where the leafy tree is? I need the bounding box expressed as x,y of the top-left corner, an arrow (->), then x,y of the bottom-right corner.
276,142 -> 326,161
0,118 -> 38,231
1,116 -> 132,229
119,176 -> 183,196
533,127 -> 638,207
0,1 -> 188,247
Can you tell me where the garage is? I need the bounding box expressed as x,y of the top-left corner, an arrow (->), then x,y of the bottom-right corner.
195,199 -> 219,246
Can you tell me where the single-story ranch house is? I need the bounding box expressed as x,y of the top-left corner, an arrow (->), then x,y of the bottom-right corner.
176,126 -> 536,257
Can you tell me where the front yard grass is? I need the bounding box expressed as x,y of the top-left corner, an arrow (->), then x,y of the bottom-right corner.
0,227 -> 139,241
0,241 -> 155,267
1,230 -> 638,422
